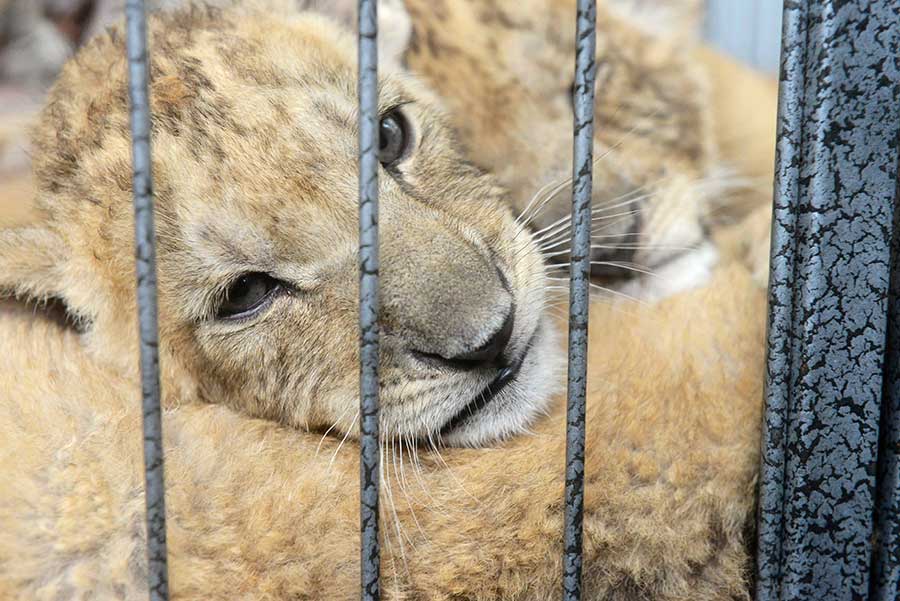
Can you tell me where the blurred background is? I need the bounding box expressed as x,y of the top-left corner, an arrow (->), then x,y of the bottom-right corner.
705,0 -> 782,75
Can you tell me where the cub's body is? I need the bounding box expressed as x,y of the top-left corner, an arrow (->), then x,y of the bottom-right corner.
0,265 -> 765,600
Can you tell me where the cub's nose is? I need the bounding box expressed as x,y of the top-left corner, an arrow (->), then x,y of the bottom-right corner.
414,311 -> 515,372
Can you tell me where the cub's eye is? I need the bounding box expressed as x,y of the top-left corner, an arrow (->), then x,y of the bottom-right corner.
217,273 -> 282,320
378,110 -> 411,166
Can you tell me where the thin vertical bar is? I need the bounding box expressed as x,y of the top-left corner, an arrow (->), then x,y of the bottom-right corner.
358,1 -> 381,600
755,1 -> 900,600
562,1 -> 596,600
124,1 -> 168,600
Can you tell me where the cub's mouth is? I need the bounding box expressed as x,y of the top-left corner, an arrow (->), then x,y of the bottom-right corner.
437,331 -> 537,438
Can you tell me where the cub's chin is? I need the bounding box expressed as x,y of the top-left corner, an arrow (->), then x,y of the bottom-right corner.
433,318 -> 562,448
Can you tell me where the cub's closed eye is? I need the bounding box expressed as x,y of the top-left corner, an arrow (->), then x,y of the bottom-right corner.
217,273 -> 284,320
378,109 -> 411,167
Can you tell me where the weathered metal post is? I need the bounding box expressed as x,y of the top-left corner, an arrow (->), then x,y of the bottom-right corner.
756,2 -> 900,599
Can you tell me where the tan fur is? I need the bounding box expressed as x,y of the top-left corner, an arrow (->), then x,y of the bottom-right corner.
0,262 -> 766,600
0,76 -> 44,226
696,46 -> 778,203
0,170 -> 35,226
0,2 -> 778,598
696,47 -> 777,282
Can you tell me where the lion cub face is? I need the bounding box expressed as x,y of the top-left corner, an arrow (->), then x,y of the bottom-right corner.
0,9 -> 560,447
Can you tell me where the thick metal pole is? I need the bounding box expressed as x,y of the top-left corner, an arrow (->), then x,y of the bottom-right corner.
358,1 -> 381,600
873,164 -> 900,599
562,1 -> 596,599
124,1 -> 168,600
756,1 -> 900,600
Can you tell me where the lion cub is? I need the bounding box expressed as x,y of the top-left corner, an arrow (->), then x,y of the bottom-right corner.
0,4 -> 771,599
0,5 -> 560,448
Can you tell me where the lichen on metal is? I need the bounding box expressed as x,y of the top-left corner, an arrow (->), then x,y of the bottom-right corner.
124,1 -> 169,600
562,1 -> 596,599
756,1 -> 900,599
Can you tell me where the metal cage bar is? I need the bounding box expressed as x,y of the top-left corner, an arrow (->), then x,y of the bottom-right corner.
124,1 -> 169,600
562,1 -> 596,600
875,174 -> 900,598
756,1 -> 900,600
357,1 -> 382,599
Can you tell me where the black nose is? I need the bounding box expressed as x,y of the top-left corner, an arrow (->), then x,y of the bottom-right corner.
415,311 -> 515,371
451,310 -> 514,366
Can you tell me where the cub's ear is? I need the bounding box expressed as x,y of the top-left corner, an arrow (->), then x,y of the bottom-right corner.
0,226 -> 68,302
300,0 -> 413,67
